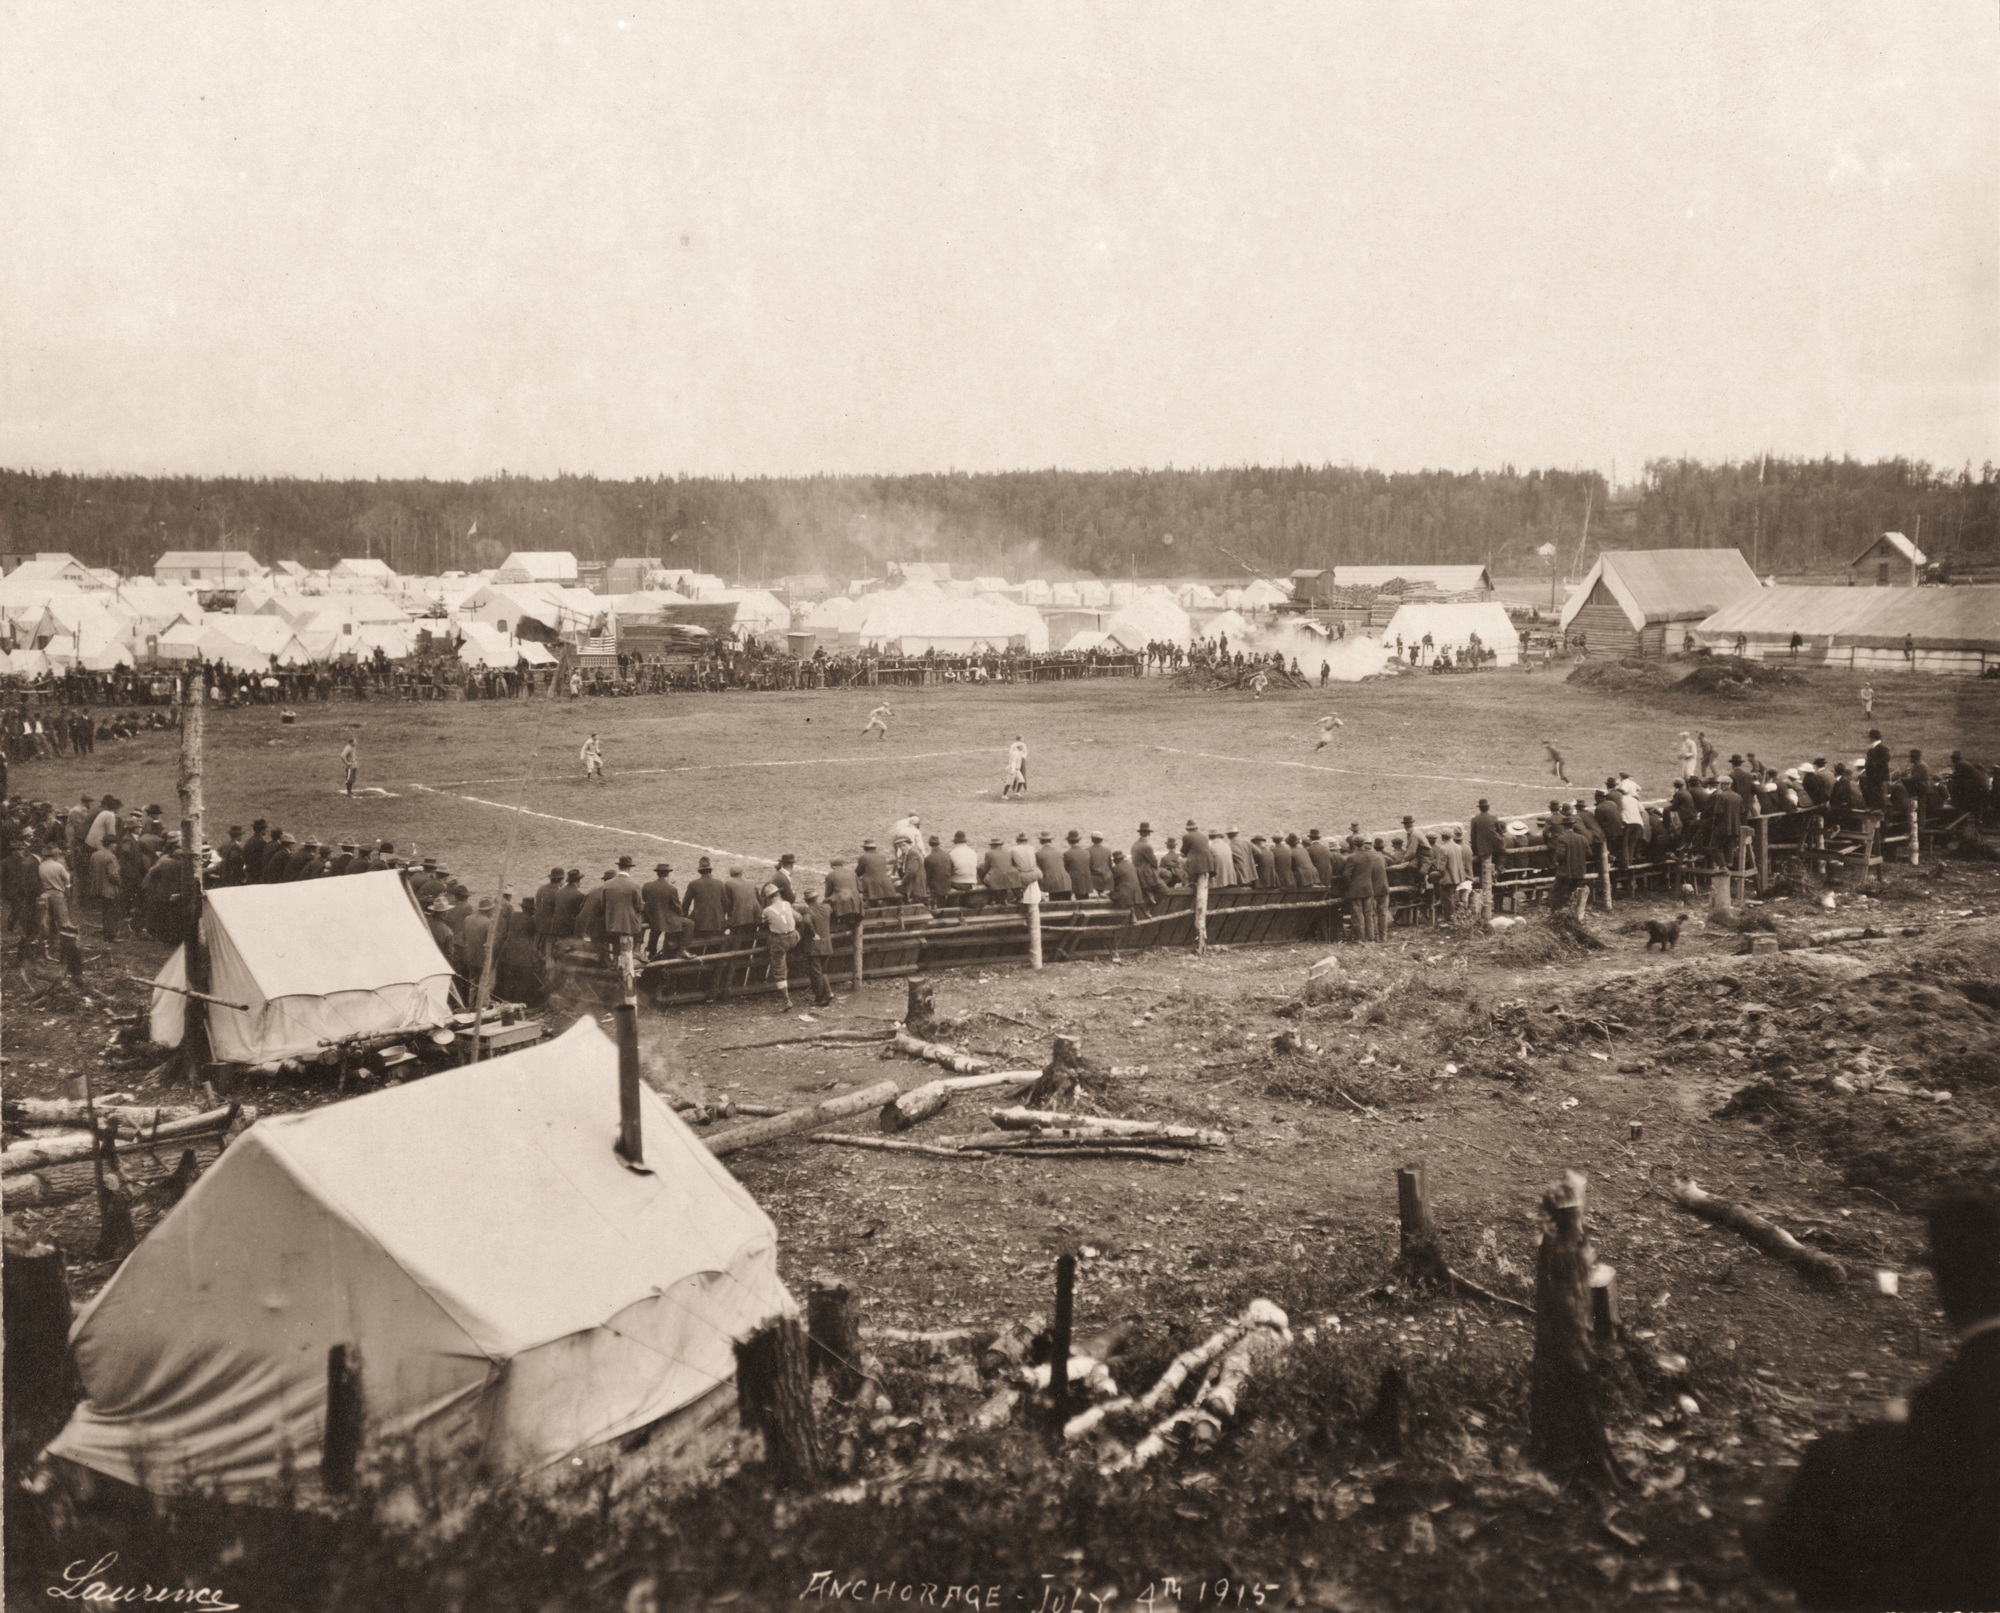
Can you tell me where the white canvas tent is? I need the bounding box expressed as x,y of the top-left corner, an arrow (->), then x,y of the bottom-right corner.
150,871 -> 455,1064
48,1017 -> 793,1498
1379,601 -> 1521,666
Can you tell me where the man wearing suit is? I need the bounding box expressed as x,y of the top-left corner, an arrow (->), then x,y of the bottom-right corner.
1007,832 -> 1040,889
1062,830 -> 1093,897
771,853 -> 797,903
899,837 -> 930,903
1037,831 -> 1073,901
552,868 -> 586,939
1469,799 -> 1506,883
240,819 -> 271,883
1708,776 -> 1745,865
1180,820 -> 1211,885
723,864 -> 762,929
1207,827 -> 1234,889
796,885 -> 836,1007
924,834 -> 957,902
1228,828 -> 1254,885
1367,837 -> 1391,940
1342,836 -> 1375,943
685,856 -> 730,935
533,866 -> 566,961
1108,849 -> 1144,912
602,855 -> 645,970
855,839 -> 897,903
1086,832 -> 1114,896
1307,830 -> 1334,887
1250,835 -> 1278,888
1131,823 -> 1165,905
1862,728 -> 1891,810
641,861 -> 683,958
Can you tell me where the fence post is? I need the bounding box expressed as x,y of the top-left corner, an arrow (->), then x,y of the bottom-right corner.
1025,883 -> 1044,970
851,914 -> 866,987
1193,872 -> 1209,956
1907,800 -> 1921,867
1597,841 -> 1613,913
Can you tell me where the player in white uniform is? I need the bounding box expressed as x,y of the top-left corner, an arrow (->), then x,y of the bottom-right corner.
862,702 -> 895,739
1002,737 -> 1028,799
581,733 -> 605,781
1543,739 -> 1568,783
1248,669 -> 1270,699
1313,713 -> 1345,751
340,736 -> 358,796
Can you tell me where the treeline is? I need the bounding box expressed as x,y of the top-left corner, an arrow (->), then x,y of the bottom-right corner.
1,458 -> 1993,582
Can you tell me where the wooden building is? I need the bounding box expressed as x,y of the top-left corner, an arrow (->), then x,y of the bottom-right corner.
1846,531 -> 1926,588
1558,548 -> 1761,658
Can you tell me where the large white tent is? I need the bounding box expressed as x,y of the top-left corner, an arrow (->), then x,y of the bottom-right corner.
847,583 -> 1048,654
151,871 -> 455,1064
48,1017 -> 792,1498
1379,601 -> 1521,666
1102,590 -> 1193,650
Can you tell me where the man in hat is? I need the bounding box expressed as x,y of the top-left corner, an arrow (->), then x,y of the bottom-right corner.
285,835 -> 321,882
1131,823 -> 1165,904
211,822 -> 243,887
603,855 -> 645,972
946,832 -> 978,895
1341,832 -> 1375,943
461,896 -> 497,985
760,882 -> 799,1010
425,895 -> 456,958
820,855 -> 861,920
1948,750 -> 1990,823
923,833 -> 956,903
580,732 -> 605,781
642,861 -> 684,958
327,840 -> 356,878
1676,730 -> 1698,782
1249,834 -> 1278,888
971,837 -> 1011,907
900,834 -> 931,903
723,863 -> 761,930
1307,828 -> 1335,887
796,881 -> 835,1006
1551,807 -> 1592,919
241,819 -> 271,883
533,866 -> 567,961
1008,830 -> 1039,888
87,832 -> 122,940
412,858 -> 444,906
1863,728 -> 1891,811
686,856 -> 730,935
1227,827 -> 1254,885
573,872 -> 613,965
552,868 -> 586,940
772,852 -> 798,904
1180,820 -> 1211,885
1728,754 -> 1757,806
1084,831 -> 1113,896
1037,830 -> 1074,901
855,839 -> 896,903
1108,848 -> 1144,910
1061,829 -> 1092,896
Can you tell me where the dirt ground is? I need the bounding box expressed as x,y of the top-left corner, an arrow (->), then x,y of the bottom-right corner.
4,662 -> 1999,1611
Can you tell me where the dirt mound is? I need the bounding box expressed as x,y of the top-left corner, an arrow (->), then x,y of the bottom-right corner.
1675,658 -> 1808,699
1564,658 -> 1676,694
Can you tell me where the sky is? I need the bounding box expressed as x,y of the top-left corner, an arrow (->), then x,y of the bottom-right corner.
2,2 -> 1994,482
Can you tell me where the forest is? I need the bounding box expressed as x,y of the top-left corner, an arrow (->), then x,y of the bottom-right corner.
1,457 -> 1993,583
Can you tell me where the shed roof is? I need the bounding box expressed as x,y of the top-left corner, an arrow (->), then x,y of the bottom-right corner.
1849,531 -> 1929,568
1694,585 -> 2000,652
1559,548 -> 1761,632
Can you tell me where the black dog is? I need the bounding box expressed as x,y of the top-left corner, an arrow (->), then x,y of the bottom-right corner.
1643,916 -> 1683,951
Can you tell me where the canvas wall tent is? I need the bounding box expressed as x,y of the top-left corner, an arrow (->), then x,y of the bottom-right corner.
1062,628 -> 1111,652
150,870 -> 455,1065
1379,601 -> 1521,665
1693,585 -> 2000,676
495,551 -> 579,583
1239,578 -> 1292,610
1198,609 -> 1252,642
1176,583 -> 1225,610
1102,591 -> 1192,650
1557,548 -> 1762,658
48,1016 -> 793,1499
849,584 -> 1049,654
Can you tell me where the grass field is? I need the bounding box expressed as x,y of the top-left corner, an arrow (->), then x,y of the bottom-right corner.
13,662 -> 1995,889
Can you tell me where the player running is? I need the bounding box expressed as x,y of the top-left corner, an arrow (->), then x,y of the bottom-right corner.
580,733 -> 606,781
1543,739 -> 1568,783
1002,736 -> 1028,799
1313,712 -> 1345,750
1248,669 -> 1270,699
862,702 -> 895,740
339,735 -> 359,797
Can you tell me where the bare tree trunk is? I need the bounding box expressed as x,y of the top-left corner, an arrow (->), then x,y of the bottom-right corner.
322,1343 -> 363,1497
2,1237 -> 81,1446
1394,1161 -> 1448,1285
735,1316 -> 821,1488
1528,1170 -> 1617,1484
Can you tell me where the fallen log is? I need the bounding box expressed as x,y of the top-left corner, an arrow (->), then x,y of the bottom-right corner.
0,1104 -> 245,1175
1000,1146 -> 1189,1164
704,1081 -> 902,1157
940,1071 -> 1042,1092
127,975 -> 250,1011
1065,1299 -> 1281,1442
990,1107 -> 1227,1145
887,1029 -> 990,1074
715,1028 -> 891,1053
861,1325 -> 982,1348
4,1098 -> 202,1130
930,1128 -> 1220,1152
2,1171 -> 50,1206
1188,1320 -> 1292,1450
1672,1179 -> 1847,1286
1794,924 -> 1923,948
880,1081 -> 950,1133
809,1135 -> 986,1160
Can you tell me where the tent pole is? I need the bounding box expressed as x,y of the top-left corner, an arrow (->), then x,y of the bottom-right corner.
176,672 -> 214,1085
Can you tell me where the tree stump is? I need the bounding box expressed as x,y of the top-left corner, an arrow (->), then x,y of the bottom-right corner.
1528,1170 -> 1617,1484
322,1343 -> 363,1496
903,977 -> 937,1039
1025,1035 -> 1087,1109
806,1272 -> 865,1400
735,1316 -> 822,1488
1589,1263 -> 1622,1342
2,1237 -> 81,1446
153,1148 -> 200,1211
1393,1162 -> 1449,1286
1359,1363 -> 1409,1455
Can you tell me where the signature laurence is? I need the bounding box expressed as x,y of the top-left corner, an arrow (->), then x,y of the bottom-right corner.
47,1553 -> 240,1609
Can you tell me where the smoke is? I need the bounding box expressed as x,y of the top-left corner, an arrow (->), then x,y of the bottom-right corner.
1236,618 -> 1389,682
